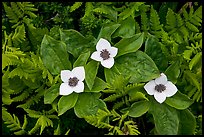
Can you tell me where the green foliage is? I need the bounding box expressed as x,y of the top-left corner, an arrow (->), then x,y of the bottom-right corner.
2,2 -> 202,135
84,108 -> 140,135
2,108 -> 28,135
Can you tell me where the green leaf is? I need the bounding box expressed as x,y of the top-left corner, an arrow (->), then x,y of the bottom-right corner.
145,35 -> 168,71
44,83 -> 60,104
97,23 -> 120,42
74,92 -> 106,118
115,33 -> 144,57
177,109 -> 196,135
58,92 -> 79,116
40,35 -> 71,75
115,50 -> 160,83
60,29 -> 95,58
85,77 -> 107,92
149,97 -> 179,135
165,91 -> 194,110
85,60 -> 99,90
189,52 -> 202,70
104,65 -> 121,84
112,16 -> 136,38
164,61 -> 180,84
121,100 -> 150,118
73,51 -> 90,68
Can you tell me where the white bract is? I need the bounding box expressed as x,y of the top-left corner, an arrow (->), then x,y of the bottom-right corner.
60,66 -> 85,96
144,73 -> 178,103
91,38 -> 118,69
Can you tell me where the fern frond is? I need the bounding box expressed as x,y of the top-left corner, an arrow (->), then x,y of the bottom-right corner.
150,6 -> 163,33
12,89 -> 31,102
12,24 -> 26,46
103,93 -> 123,102
70,2 -> 83,12
3,2 -> 19,23
2,107 -> 28,135
123,121 -> 140,135
29,115 -> 53,135
82,2 -> 94,19
17,85 -> 45,109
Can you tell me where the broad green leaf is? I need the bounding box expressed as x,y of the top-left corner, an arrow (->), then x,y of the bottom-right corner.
97,23 -> 120,42
40,35 -> 71,75
73,51 -> 90,68
164,61 -> 180,84
44,83 -> 60,104
145,35 -> 168,71
85,60 -> 99,90
165,91 -> 194,110
177,109 -> 196,135
85,77 -> 107,92
74,92 -> 106,118
149,97 -> 179,135
104,65 -> 121,84
112,16 -> 135,38
121,100 -> 150,117
115,50 -> 160,83
115,33 -> 144,57
189,52 -> 202,70
60,29 -> 95,58
58,92 -> 79,116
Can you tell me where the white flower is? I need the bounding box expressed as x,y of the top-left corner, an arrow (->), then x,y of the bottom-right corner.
60,66 -> 85,96
144,73 -> 178,104
91,38 -> 118,69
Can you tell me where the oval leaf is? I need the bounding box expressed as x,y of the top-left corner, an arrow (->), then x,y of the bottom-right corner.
112,16 -> 136,38
74,92 -> 106,118
165,91 -> 194,110
58,92 -> 79,116
164,61 -> 180,84
97,23 -> 121,42
145,35 -> 168,71
40,35 -> 71,75
115,33 -> 144,57
44,83 -> 60,104
60,29 -> 95,58
85,60 -> 99,90
149,97 -> 179,135
73,51 -> 90,68
177,109 -> 196,135
115,50 -> 160,83
85,77 -> 107,92
121,100 -> 150,117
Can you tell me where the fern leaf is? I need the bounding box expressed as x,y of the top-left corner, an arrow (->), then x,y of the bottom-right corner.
150,6 -> 163,32
2,108 -> 27,135
3,2 -> 19,23
70,2 -> 83,12
103,93 -> 123,102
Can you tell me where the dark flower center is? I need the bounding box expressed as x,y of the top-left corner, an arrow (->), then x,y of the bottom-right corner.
100,49 -> 110,60
155,84 -> 166,93
68,77 -> 79,87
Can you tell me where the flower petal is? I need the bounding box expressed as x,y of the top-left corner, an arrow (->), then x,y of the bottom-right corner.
164,81 -> 178,97
73,81 -> 84,93
155,73 -> 168,85
61,70 -> 71,82
59,83 -> 73,96
91,51 -> 103,62
109,47 -> 118,57
144,80 -> 156,95
101,58 -> 114,69
72,66 -> 85,81
96,38 -> 111,51
154,92 -> 167,103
